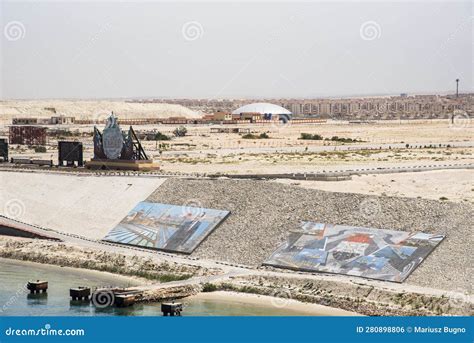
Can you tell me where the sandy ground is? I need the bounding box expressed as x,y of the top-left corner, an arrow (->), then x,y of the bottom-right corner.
275,169 -> 474,203
0,171 -> 165,239
191,291 -> 361,316
126,119 -> 474,148
3,121 -> 472,176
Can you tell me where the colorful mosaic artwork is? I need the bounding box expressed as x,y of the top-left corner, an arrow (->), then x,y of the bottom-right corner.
103,202 -> 230,254
264,222 -> 444,282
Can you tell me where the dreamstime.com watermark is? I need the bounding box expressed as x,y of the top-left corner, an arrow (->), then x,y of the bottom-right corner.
450,110 -> 471,129
0,283 -> 29,314
4,323 -> 85,337
270,288 -> 293,309
91,289 -> 115,308
182,21 -> 204,41
181,199 -> 205,220
3,198 -> 26,220
3,20 -> 26,41
359,21 -> 381,41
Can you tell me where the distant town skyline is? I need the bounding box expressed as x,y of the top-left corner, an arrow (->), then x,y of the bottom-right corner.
1,1 -> 472,99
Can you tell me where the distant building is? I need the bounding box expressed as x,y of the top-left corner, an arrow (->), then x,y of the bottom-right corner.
12,118 -> 38,125
201,114 -> 215,121
232,103 -> 292,122
212,111 -> 232,121
125,93 -> 474,120
239,112 -> 262,122
9,126 -> 47,145
50,115 -> 75,125
12,115 -> 75,125
210,127 -> 250,134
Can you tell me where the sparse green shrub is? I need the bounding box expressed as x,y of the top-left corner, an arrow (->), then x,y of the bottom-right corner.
202,283 -> 218,292
300,133 -> 323,140
242,133 -> 270,139
154,132 -> 171,140
173,126 -> 187,137
34,146 -> 47,153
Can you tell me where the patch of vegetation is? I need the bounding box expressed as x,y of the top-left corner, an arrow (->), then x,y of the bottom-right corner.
300,133 -> 323,140
153,132 -> 171,141
325,136 -> 364,143
33,146 -> 47,153
439,196 -> 448,201
242,133 -> 270,139
173,126 -> 187,137
157,273 -> 192,283
300,133 -> 363,143
202,283 -> 218,292
49,129 -> 83,139
158,143 -> 170,151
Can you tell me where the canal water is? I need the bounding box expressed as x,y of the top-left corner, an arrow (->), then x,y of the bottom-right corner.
0,258 -> 310,316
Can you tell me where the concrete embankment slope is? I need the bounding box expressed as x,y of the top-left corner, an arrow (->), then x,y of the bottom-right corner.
148,178 -> 473,293
0,171 -> 165,239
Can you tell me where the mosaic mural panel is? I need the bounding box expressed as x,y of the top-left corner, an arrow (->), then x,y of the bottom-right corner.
103,202 -> 230,254
264,222 -> 444,282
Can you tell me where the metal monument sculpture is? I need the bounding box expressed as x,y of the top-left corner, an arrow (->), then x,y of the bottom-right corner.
87,113 -> 158,171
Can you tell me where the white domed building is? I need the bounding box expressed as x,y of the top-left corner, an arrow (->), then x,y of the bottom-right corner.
232,103 -> 292,123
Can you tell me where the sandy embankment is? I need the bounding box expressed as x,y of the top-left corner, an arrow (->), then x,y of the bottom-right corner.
275,169 -> 474,203
191,291 -> 361,316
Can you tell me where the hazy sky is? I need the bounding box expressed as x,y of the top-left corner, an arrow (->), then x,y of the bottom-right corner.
0,1 -> 472,99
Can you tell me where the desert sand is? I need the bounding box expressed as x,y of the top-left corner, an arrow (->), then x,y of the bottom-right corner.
0,100 -> 199,125
275,169 -> 474,203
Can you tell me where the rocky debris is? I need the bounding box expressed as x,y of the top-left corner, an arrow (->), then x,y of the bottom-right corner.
140,284 -> 199,302
148,178 -> 473,293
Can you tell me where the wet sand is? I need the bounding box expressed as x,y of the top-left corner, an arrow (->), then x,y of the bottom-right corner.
191,291 -> 361,316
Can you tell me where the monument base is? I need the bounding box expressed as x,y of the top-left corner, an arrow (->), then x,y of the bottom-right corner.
86,159 -> 159,171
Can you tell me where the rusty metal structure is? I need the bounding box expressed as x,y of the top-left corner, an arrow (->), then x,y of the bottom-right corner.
70,287 -> 91,301
27,280 -> 48,294
9,126 -> 47,145
161,302 -> 183,316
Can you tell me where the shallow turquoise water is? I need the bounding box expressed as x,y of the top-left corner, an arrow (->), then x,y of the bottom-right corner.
0,258 -> 308,316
